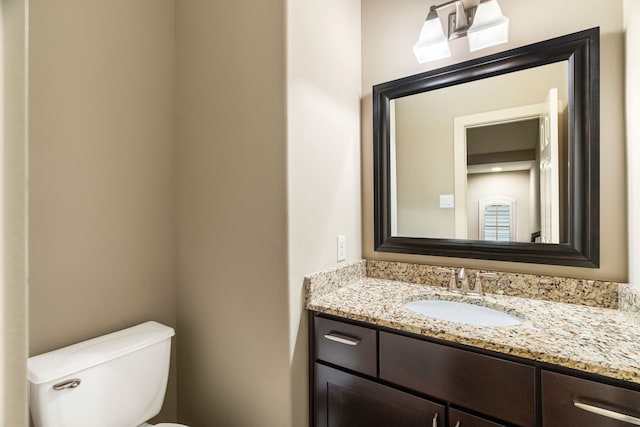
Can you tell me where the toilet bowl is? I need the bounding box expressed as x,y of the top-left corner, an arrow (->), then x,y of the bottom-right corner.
28,321 -> 190,427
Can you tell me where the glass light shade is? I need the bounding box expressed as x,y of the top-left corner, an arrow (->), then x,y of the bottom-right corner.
467,0 -> 509,52
413,14 -> 451,63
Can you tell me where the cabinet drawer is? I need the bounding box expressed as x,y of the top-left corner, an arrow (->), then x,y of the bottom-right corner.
449,408 -> 507,427
315,363 -> 445,427
379,332 -> 536,426
314,316 -> 377,376
542,370 -> 640,426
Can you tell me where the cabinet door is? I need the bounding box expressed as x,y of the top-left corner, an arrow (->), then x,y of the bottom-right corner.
379,332 -> 536,426
315,363 -> 445,427
542,370 -> 640,426
449,408 -> 507,427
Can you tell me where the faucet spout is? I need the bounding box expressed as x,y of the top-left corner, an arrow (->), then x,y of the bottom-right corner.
456,267 -> 469,293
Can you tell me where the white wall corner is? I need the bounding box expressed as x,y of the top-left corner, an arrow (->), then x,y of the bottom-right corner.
625,0 -> 640,284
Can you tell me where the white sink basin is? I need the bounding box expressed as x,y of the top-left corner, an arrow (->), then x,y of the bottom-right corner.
404,300 -> 522,327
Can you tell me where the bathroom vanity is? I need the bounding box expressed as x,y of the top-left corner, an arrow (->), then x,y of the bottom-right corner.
306,261 -> 640,427
307,24 -> 637,427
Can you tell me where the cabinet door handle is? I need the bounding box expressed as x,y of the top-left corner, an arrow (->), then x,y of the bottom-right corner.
323,332 -> 360,346
431,412 -> 438,427
574,400 -> 640,425
453,422 -> 460,427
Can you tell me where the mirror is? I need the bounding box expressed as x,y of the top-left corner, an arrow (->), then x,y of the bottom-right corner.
373,28 -> 599,267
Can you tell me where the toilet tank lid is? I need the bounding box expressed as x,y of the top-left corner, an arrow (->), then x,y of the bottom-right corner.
28,321 -> 175,384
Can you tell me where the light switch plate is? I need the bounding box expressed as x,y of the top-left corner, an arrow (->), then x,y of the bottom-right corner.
440,194 -> 455,208
337,235 -> 346,262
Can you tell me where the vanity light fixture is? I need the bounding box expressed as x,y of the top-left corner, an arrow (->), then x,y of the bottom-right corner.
467,0 -> 509,51
413,6 -> 451,62
414,0 -> 509,63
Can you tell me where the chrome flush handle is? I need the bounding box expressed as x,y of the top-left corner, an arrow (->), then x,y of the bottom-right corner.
53,378 -> 81,391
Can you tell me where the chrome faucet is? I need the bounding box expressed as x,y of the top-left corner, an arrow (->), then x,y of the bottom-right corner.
438,267 -> 496,296
457,267 -> 469,293
472,271 -> 497,295
437,267 -> 459,292
438,267 -> 469,293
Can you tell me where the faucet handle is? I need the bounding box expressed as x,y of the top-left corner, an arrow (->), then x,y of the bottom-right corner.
472,272 -> 497,295
437,267 -> 458,292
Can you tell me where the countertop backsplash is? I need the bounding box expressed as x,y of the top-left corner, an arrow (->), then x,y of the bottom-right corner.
305,259 -> 640,314
620,283 -> 640,316
366,260 -> 621,309
304,259 -> 366,305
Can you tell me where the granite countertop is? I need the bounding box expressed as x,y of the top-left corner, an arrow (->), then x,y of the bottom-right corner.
305,261 -> 640,385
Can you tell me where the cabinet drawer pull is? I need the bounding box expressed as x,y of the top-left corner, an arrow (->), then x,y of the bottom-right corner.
453,422 -> 460,427
432,412 -> 438,427
574,400 -> 640,425
323,332 -> 361,346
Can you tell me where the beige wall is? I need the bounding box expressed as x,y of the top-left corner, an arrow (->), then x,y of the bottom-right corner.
626,0 -> 640,284
175,1 -> 290,426
287,0 -> 362,425
2,0 -> 29,425
24,1 -> 361,426
28,0 -> 177,422
363,0 -> 627,281
176,1 -> 361,425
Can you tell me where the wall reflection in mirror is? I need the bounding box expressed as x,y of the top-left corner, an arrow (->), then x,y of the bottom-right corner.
390,61 -> 568,244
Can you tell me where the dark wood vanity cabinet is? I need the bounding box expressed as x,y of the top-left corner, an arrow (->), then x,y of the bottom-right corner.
541,371 -> 640,426
379,332 -> 536,426
315,363 -> 445,427
313,316 -> 377,377
311,312 -> 640,427
312,313 -> 532,426
449,408 -> 507,427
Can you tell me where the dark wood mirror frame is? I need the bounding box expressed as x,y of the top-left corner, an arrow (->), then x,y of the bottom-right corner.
373,28 -> 599,267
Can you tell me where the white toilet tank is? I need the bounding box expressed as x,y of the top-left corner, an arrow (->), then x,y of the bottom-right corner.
28,321 -> 175,427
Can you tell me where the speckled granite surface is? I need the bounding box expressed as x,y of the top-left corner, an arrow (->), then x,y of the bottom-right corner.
620,284 -> 640,317
304,260 -> 366,305
305,260 -> 640,384
367,260 -> 620,309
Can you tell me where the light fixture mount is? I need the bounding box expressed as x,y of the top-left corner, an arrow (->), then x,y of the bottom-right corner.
447,6 -> 476,40
414,0 -> 509,63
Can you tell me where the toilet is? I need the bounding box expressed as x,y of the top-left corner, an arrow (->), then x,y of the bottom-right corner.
28,321 -> 189,427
